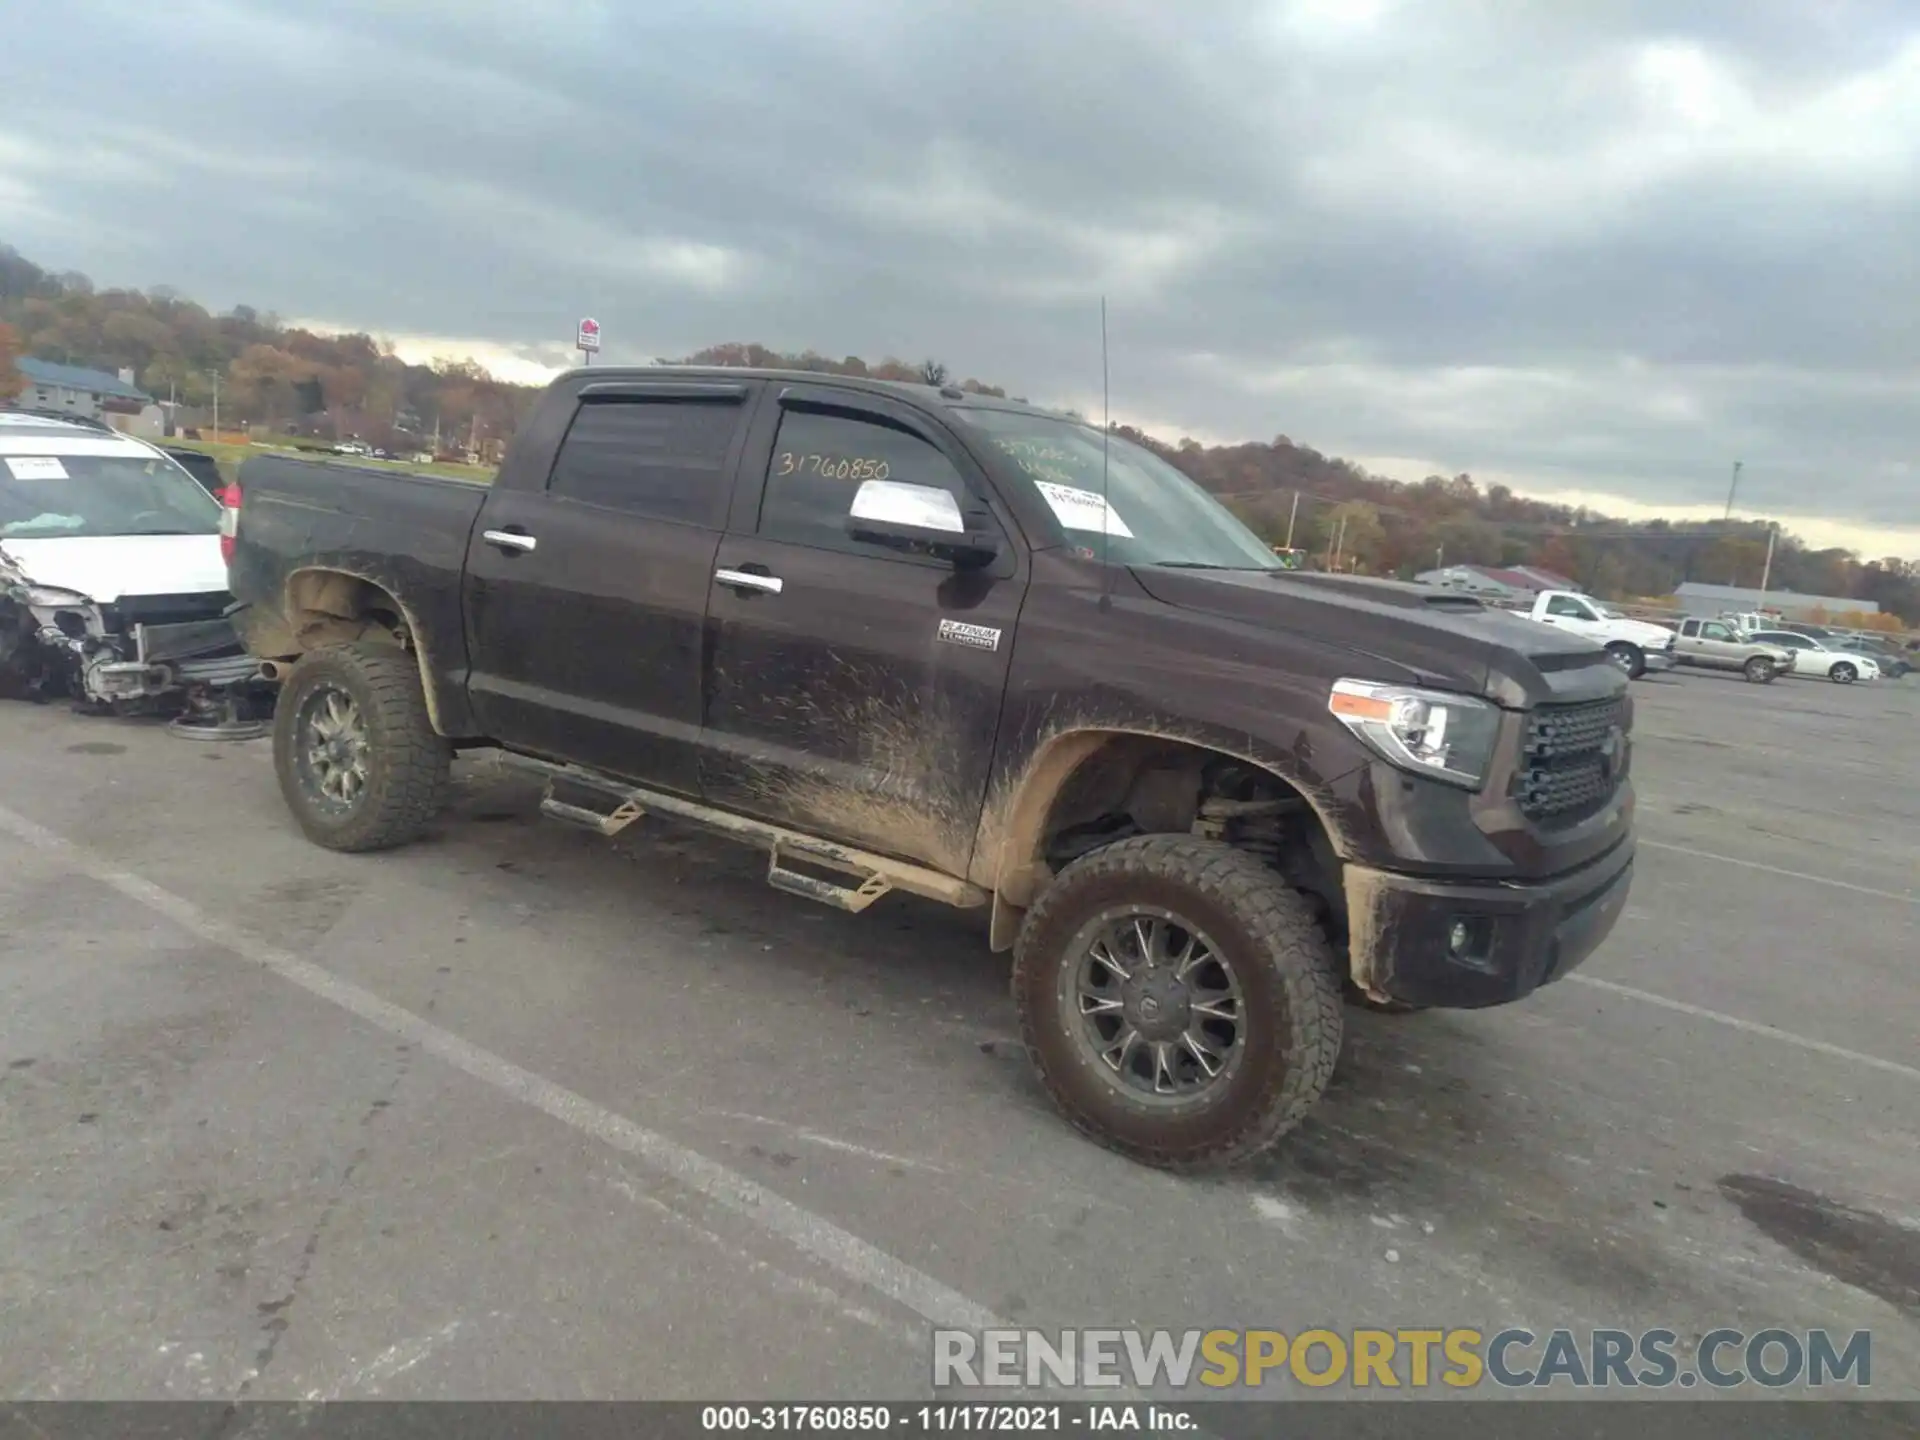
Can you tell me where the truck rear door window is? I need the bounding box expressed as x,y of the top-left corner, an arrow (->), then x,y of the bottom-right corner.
758,409 -> 978,556
547,396 -> 742,527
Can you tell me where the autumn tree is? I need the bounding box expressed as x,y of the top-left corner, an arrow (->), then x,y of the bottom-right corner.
1,235 -> 1913,625
0,320 -> 20,399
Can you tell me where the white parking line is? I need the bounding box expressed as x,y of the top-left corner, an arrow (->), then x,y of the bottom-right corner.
0,800 -> 1007,1339
1639,837 -> 1917,905
1567,974 -> 1920,1084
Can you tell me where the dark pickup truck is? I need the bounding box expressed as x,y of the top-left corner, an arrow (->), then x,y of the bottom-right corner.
225,367 -> 1637,1169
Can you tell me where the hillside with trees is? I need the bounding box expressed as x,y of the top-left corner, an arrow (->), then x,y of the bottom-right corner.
2,242 -> 1912,623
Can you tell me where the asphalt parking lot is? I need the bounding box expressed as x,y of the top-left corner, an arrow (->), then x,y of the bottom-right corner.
0,666 -> 1914,1410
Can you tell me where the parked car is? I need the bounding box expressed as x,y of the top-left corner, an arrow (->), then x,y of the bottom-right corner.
1671,618 -> 1794,682
1519,590 -> 1677,679
1833,635 -> 1912,678
0,412 -> 262,713
162,446 -> 227,498
223,367 -> 1638,1171
1746,630 -> 1879,684
1,405 -> 115,433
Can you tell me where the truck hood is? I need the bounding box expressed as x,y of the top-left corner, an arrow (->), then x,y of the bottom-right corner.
0,534 -> 230,603
1130,567 -> 1625,708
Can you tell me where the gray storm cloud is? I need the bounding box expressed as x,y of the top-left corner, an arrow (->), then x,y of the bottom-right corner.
0,0 -> 1914,537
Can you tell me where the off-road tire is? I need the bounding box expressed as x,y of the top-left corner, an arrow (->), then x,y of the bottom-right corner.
1011,835 -> 1343,1171
1831,662 -> 1857,685
1606,642 -> 1647,680
1743,656 -> 1776,683
272,642 -> 451,852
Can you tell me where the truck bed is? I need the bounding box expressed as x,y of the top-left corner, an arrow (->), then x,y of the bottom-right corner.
226,453 -> 491,714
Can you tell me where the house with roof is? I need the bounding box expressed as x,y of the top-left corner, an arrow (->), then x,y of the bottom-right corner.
15,358 -> 153,419
11,358 -> 163,437
1412,563 -> 1578,600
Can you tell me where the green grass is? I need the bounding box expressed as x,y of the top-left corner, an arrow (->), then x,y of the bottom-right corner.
166,436 -> 494,485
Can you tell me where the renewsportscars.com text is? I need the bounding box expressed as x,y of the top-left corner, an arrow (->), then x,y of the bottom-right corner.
933,1326 -> 1872,1391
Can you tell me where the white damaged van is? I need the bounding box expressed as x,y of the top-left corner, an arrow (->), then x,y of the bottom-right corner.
0,411 -> 260,715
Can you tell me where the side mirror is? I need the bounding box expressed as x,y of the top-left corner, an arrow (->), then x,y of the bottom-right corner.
846,479 -> 999,570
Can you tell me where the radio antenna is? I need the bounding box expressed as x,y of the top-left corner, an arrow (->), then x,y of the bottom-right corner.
1099,295 -> 1113,598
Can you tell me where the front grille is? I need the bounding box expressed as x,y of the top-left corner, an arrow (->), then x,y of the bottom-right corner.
1515,696 -> 1626,823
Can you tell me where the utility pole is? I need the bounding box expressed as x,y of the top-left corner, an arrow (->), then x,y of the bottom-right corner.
1722,460 -> 1743,520
1758,522 -> 1778,598
207,369 -> 220,440
1436,544 -> 1445,570
1283,491 -> 1300,550
1326,514 -> 1347,571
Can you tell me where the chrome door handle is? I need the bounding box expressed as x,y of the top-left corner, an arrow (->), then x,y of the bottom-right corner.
483,529 -> 537,553
715,568 -> 782,595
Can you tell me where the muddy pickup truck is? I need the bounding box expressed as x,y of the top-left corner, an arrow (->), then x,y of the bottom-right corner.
224,368 -> 1637,1169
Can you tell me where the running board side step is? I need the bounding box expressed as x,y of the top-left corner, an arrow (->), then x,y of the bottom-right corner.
539,795 -> 645,837
501,753 -> 987,912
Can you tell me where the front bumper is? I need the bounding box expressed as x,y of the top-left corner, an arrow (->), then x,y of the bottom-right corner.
1644,649 -> 1676,673
25,612 -> 262,707
1344,834 -> 1635,1009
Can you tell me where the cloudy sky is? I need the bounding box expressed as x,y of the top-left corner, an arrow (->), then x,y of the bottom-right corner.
3,0 -> 1916,554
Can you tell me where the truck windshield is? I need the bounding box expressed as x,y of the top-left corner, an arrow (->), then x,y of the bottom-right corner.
961,409 -> 1282,571
0,453 -> 221,539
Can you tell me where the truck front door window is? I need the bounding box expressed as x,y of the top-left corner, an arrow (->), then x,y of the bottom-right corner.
1546,596 -> 1592,620
547,396 -> 740,527
759,410 -> 987,559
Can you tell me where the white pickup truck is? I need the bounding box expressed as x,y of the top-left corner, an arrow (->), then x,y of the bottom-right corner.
1519,591 -> 1677,679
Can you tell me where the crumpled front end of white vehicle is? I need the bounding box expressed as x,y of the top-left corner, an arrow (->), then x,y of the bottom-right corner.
2,561 -> 258,711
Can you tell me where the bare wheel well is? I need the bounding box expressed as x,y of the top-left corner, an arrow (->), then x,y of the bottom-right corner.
274,569 -> 445,733
284,571 -> 411,651
1010,735 -> 1346,948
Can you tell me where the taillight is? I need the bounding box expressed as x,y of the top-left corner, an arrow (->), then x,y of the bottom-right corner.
218,482 -> 241,563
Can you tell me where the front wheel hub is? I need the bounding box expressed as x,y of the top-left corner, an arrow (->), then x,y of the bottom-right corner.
1071,908 -> 1247,1103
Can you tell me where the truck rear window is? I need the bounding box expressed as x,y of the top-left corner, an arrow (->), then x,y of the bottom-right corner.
547,396 -> 743,526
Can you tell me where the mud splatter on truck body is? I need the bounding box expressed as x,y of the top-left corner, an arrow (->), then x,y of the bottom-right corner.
221,366 -> 1640,1166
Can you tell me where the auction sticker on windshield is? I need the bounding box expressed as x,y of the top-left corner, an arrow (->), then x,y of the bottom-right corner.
4,457 -> 69,481
1036,481 -> 1133,538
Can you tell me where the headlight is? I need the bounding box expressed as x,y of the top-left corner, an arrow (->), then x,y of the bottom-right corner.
1328,679 -> 1503,790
